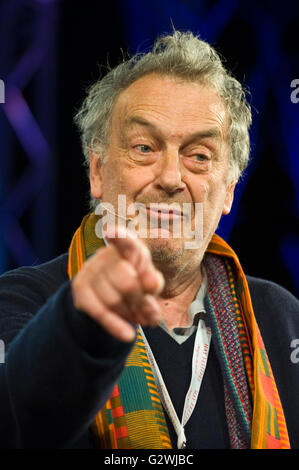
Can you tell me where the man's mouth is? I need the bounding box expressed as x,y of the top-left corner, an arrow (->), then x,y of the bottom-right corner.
136,203 -> 186,220
149,209 -> 183,220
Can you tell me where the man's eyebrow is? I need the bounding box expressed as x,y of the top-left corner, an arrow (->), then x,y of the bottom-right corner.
123,115 -> 223,143
123,116 -> 157,131
183,128 -> 223,146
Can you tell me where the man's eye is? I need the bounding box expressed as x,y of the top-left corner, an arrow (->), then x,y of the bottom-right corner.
193,154 -> 208,162
136,145 -> 152,153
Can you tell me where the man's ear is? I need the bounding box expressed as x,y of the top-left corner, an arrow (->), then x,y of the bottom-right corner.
222,181 -> 236,215
89,150 -> 104,199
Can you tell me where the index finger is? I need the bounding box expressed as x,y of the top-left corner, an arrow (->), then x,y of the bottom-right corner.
105,225 -> 164,294
104,225 -> 150,269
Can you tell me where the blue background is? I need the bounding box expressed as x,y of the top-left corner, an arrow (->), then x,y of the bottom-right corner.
0,0 -> 298,296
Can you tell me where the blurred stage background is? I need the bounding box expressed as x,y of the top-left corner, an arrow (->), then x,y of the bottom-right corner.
0,0 -> 298,297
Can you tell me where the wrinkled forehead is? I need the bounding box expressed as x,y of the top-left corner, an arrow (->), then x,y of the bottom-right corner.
110,73 -> 230,142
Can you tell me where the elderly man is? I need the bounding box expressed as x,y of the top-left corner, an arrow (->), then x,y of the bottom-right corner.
0,31 -> 298,450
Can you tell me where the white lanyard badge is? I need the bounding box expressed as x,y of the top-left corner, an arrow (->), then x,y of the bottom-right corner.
139,319 -> 211,449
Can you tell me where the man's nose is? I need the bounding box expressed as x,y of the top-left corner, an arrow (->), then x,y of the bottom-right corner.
155,149 -> 186,194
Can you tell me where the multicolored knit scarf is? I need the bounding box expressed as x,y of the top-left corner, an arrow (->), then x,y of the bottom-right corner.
68,213 -> 290,449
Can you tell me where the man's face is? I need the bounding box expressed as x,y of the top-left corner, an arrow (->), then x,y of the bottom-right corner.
90,73 -> 235,268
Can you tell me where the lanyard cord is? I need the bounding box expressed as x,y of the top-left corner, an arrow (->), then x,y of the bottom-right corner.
139,319 -> 211,449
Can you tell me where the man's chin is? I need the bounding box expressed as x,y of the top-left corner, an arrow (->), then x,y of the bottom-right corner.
143,235 -> 186,263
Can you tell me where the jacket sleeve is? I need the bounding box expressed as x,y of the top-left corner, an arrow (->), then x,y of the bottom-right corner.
0,261 -> 135,448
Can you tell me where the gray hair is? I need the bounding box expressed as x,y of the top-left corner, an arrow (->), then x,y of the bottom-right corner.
74,30 -> 252,210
